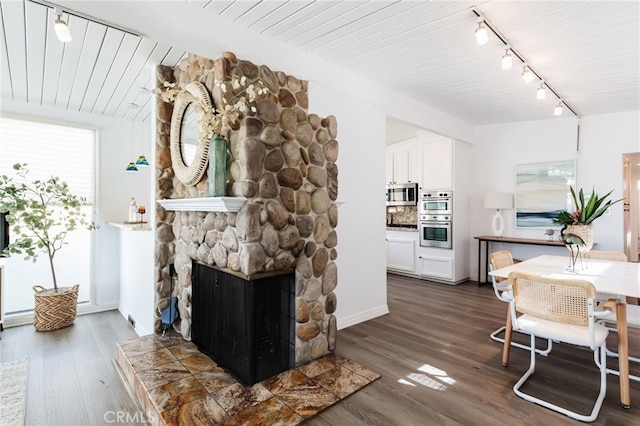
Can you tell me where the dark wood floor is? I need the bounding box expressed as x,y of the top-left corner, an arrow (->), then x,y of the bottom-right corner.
0,273 -> 638,425
309,273 -> 640,426
0,309 -> 140,425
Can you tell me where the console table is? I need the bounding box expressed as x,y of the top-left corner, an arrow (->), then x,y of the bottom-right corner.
474,235 -> 565,286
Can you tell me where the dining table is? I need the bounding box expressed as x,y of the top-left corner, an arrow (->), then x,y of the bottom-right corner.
489,254 -> 639,409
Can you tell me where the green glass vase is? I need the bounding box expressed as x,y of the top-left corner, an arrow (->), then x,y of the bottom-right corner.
208,134 -> 228,197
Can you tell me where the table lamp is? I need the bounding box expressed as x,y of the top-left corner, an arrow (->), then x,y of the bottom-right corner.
483,192 -> 513,237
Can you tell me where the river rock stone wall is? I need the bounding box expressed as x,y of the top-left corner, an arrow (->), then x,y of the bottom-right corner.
154,52 -> 339,365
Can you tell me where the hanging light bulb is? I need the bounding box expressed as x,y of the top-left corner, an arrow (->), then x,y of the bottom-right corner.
53,9 -> 72,42
475,19 -> 488,45
554,101 -> 564,116
536,83 -> 546,100
521,66 -> 535,83
501,47 -> 513,70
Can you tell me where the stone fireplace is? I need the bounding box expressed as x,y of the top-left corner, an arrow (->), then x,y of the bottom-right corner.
153,52 -> 339,367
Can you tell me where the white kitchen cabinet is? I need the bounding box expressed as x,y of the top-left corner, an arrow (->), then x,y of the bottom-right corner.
387,148 -> 410,184
421,140 -> 452,190
387,143 -> 422,184
387,234 -> 416,273
418,255 -> 454,281
408,144 -> 422,184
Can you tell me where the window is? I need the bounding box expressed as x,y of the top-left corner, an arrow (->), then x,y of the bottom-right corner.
0,117 -> 95,314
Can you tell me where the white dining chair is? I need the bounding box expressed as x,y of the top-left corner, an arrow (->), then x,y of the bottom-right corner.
587,251 -> 628,302
507,271 -> 613,422
489,250 -> 551,366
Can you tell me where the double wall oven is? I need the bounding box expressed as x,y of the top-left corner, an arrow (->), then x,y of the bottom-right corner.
419,190 -> 452,249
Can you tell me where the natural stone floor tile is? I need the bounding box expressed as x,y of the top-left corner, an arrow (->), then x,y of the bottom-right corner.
117,336 -> 380,425
179,353 -> 219,375
160,394 -> 236,426
276,379 -> 339,419
233,396 -> 304,426
137,361 -> 191,391
119,336 -> 165,358
158,333 -> 188,348
129,348 -> 178,372
296,353 -> 348,378
313,365 -> 372,399
260,368 -> 309,395
341,359 -> 381,382
212,382 -> 274,416
147,376 -> 208,414
167,342 -> 201,359
194,369 -> 238,394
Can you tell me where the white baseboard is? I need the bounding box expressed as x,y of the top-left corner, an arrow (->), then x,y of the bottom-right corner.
337,304 -> 389,330
2,303 -> 119,328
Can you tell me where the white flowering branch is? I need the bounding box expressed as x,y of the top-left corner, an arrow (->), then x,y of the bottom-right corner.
155,76 -> 269,140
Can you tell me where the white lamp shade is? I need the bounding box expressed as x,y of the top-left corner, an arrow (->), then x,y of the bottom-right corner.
483,192 -> 513,210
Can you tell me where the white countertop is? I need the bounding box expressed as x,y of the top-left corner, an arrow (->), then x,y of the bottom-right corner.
107,221 -> 152,231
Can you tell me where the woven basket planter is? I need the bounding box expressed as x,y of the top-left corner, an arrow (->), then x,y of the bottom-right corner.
32,284 -> 79,332
565,224 -> 594,252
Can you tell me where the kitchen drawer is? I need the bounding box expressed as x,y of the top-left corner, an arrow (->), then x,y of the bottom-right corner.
418,255 -> 453,281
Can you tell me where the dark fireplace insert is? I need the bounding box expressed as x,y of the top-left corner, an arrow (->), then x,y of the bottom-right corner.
191,261 -> 295,386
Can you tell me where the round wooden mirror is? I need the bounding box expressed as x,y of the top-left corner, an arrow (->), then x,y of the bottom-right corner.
170,82 -> 212,186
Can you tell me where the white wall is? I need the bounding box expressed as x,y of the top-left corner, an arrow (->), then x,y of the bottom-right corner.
469,111 -> 640,279
309,81 -> 389,329
0,99 -> 153,317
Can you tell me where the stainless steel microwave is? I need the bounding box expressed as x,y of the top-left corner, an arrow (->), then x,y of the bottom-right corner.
386,183 -> 419,206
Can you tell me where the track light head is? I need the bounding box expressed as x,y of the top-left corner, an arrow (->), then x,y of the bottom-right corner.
536,83 -> 546,100
554,101 -> 564,116
475,20 -> 488,45
501,48 -> 513,70
521,66 -> 535,83
53,8 -> 72,43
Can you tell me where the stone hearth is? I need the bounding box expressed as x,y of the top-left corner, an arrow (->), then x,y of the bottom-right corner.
115,334 -> 379,425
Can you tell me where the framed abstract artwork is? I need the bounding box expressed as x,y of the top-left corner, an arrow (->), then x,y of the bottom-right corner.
515,160 -> 575,228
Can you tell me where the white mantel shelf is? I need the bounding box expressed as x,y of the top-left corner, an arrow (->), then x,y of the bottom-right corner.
157,197 -> 247,212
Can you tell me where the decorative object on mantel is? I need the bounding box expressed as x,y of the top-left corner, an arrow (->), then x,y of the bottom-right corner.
155,74 -> 269,188
0,163 -> 97,331
483,192 -> 513,237
164,81 -> 212,186
209,133 -> 228,197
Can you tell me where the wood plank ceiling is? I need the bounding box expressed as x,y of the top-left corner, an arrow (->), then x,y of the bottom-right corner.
1,1 -> 639,129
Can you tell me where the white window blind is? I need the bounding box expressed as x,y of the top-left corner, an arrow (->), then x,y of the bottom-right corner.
0,117 -> 95,203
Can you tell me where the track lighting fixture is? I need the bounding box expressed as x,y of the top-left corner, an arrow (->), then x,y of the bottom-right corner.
475,19 -> 488,45
53,8 -> 72,42
521,66 -> 535,84
554,101 -> 564,116
501,47 -> 513,70
472,8 -> 579,118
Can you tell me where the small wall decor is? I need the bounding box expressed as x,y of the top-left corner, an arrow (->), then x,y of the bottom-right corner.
515,159 -> 575,227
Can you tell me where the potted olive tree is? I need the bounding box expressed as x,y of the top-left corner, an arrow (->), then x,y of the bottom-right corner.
0,163 -> 97,331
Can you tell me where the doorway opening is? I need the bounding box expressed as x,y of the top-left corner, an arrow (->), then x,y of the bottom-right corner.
622,152 -> 640,262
